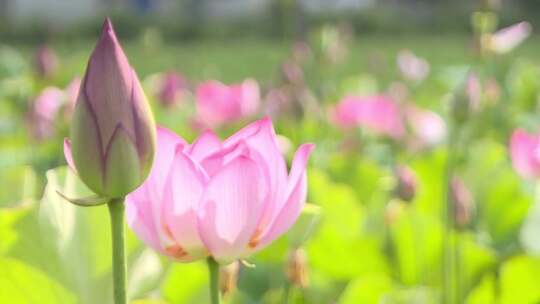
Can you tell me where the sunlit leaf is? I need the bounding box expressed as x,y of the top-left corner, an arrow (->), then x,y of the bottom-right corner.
500,255 -> 540,304
0,257 -> 76,303
338,273 -> 393,304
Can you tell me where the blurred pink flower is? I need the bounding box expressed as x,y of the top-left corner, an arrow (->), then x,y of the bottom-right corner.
292,41 -> 312,63
35,45 -> 59,78
27,87 -> 65,139
406,106 -> 447,147
63,77 -> 81,118
281,60 -> 304,85
331,95 -> 405,139
158,72 -> 188,107
126,118 -> 314,263
196,79 -> 260,127
490,21 -> 532,54
397,50 -> 430,83
510,129 -> 540,179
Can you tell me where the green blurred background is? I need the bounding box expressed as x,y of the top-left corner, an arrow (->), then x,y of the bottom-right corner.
2,0 -> 540,303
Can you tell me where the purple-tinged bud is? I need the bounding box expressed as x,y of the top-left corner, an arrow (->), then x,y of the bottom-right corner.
450,72 -> 482,123
35,45 -> 58,79
281,60 -> 304,85
158,72 -> 187,107
64,18 -> 156,198
394,165 -> 417,202
450,176 -> 475,229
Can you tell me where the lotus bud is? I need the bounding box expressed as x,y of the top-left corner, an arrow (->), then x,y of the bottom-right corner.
285,248 -> 309,288
450,176 -> 475,229
393,165 -> 417,202
35,44 -> 58,79
450,72 -> 481,123
219,261 -> 240,297
64,18 -> 156,198
158,72 -> 187,107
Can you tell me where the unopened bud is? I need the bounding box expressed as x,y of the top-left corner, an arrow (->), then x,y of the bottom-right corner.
450,72 -> 481,123
450,176 -> 475,229
219,261 -> 240,297
35,45 -> 58,79
286,248 -> 309,288
158,72 -> 187,107
64,18 -> 156,198
393,165 -> 417,202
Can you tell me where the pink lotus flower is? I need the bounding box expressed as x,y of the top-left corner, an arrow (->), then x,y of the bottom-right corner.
330,95 -> 405,139
490,22 -> 532,54
158,72 -> 187,107
397,50 -> 430,83
126,118 -> 314,263
196,79 -> 260,127
510,129 -> 540,179
27,87 -> 65,140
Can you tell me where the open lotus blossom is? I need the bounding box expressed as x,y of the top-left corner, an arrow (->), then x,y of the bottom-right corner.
330,95 -> 405,139
126,118 -> 314,264
27,86 -> 65,140
158,72 -> 188,107
397,50 -> 430,83
510,129 -> 540,179
489,21 -> 532,54
196,79 -> 260,128
64,18 -> 156,198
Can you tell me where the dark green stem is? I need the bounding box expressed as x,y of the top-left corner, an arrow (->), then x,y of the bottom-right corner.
108,198 -> 127,304
207,257 -> 221,304
283,280 -> 292,304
